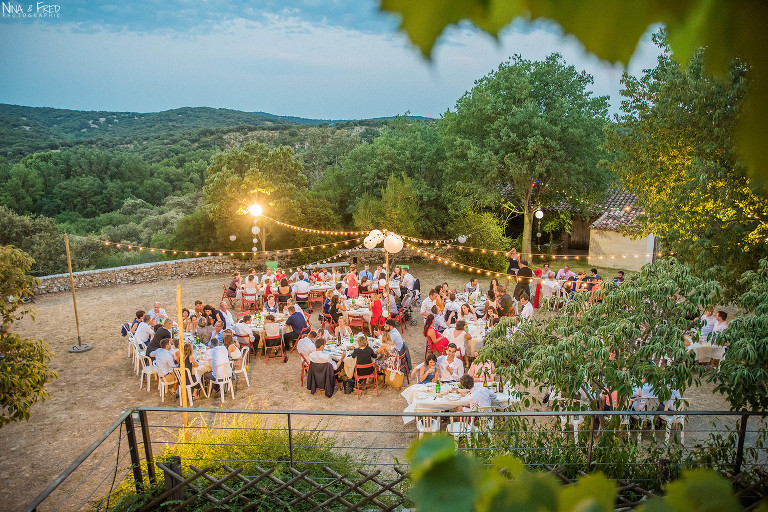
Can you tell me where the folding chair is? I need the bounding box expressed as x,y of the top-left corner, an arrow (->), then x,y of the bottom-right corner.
300,353 -> 310,387
264,334 -> 284,363
221,286 -> 238,309
241,291 -> 259,311
207,361 -> 235,403
348,313 -> 366,333
308,290 -> 324,313
353,362 -> 379,399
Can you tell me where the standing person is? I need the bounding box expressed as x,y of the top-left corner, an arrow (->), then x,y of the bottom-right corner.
345,264 -> 359,298
284,305 -> 308,351
532,269 -> 543,308
513,260 -> 534,301
505,248 -> 520,275
369,292 -> 386,333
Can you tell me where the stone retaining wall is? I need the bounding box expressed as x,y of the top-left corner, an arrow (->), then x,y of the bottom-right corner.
33,248 -> 425,295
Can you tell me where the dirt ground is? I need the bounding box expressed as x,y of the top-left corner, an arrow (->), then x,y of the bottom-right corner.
0,262 -> 734,511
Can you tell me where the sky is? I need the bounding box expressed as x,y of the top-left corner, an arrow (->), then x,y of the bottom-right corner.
0,0 -> 663,120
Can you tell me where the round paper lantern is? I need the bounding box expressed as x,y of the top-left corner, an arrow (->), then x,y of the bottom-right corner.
251,246 -> 258,252
535,210 -> 544,219
252,238 -> 259,243
229,235 -> 237,241
458,235 -> 467,244
369,229 -> 384,243
383,233 -> 403,253
363,235 -> 377,249
251,226 -> 259,234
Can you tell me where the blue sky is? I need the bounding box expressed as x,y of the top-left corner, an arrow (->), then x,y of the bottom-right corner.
0,0 -> 662,119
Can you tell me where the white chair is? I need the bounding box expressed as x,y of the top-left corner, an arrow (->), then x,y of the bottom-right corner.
662,398 -> 688,444
138,356 -> 157,391
555,398 -> 586,441
173,367 -> 207,406
446,405 -> 479,445
414,408 -> 441,438
632,396 -> 660,444
131,340 -> 145,375
158,371 -> 177,402
207,361 -> 235,403
232,347 -> 250,388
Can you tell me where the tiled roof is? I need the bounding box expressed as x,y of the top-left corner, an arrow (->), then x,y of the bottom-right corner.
590,208 -> 642,231
548,189 -> 639,215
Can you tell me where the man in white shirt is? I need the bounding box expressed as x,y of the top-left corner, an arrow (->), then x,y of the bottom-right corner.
556,265 -> 576,281
308,337 -> 338,370
206,338 -> 231,393
219,301 -> 235,330
319,268 -> 332,281
232,314 -> 254,347
153,339 -> 176,377
465,278 -> 480,294
284,298 -> 303,316
288,267 -> 305,283
261,268 -> 274,285
297,330 -> 319,360
401,270 -> 415,292
711,311 -> 728,342
461,375 -> 495,408
420,289 -> 437,320
520,294 -> 534,320
374,265 -> 385,280
293,278 -> 311,299
148,302 -> 168,323
358,264 -> 374,282
333,283 -> 344,297
436,344 -> 464,382
134,314 -> 155,346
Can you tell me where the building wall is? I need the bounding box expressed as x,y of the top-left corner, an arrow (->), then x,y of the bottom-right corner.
588,230 -> 655,272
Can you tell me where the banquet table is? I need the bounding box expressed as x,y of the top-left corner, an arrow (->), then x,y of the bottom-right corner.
370,280 -> 403,297
401,382 -> 517,424
442,321 -> 488,358
248,313 -> 290,346
687,342 -> 727,363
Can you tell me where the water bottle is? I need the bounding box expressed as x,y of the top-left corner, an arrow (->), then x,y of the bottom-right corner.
435,375 -> 441,394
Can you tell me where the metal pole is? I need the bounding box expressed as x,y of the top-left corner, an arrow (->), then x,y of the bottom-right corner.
124,413 -> 145,493
287,413 -> 294,469
138,410 -> 156,486
735,413 -> 748,474
65,234 -> 91,353
176,286 -> 189,435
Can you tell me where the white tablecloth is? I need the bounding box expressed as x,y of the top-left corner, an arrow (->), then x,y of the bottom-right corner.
687,342 -> 726,363
401,383 -> 516,424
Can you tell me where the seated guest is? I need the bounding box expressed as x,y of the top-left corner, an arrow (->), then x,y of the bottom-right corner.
309,337 -> 338,370
390,265 -> 401,281
243,274 -> 261,299
331,267 -> 342,283
562,276 -> 575,296
420,289 -> 438,321
541,272 -> 559,298
424,314 -> 449,354
202,304 -> 216,323
309,268 -> 320,282
328,295 -> 345,324
182,344 -> 202,399
359,264 -> 374,282
711,311 -> 728,342
217,301 -> 235,329
431,305 -> 448,333
153,338 -> 177,385
193,300 -> 204,319
465,278 -> 480,295
351,334 -> 377,376
434,286 -> 445,312
197,317 -> 213,344
485,306 -> 499,321
232,314 -> 256,349
375,332 -> 399,371
449,321 -> 472,364
461,374 -> 495,408
206,338 -> 231,394
169,338 -> 181,364
297,330 -> 319,360
556,265 -> 576,281
614,270 -> 625,286
130,310 -> 145,334
261,268 -> 275,286
573,271 -> 589,293
284,298 -> 304,317
182,308 -> 196,334
699,306 -> 717,341
459,303 -> 477,322
146,319 -> 173,360
444,293 -> 461,324
226,271 -> 241,298
288,267 -> 305,282
520,294 -> 534,320
400,269 -> 415,298
468,358 -> 496,383
358,276 -> 370,294
277,278 -> 292,296
210,320 -> 225,346
488,278 -> 503,299
335,316 -> 353,340
319,268 -> 332,281
284,305 -> 308,350
482,290 -> 498,318
322,290 -> 333,315
498,293 -> 515,317
148,302 -> 168,323
134,314 -> 155,346
262,278 -> 274,299
275,268 -> 287,283
223,332 -> 242,367
417,354 -> 438,383
436,343 -> 464,382
263,294 -> 279,314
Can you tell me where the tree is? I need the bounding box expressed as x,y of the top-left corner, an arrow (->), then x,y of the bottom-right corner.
380,0 -> 768,186
605,35 -> 768,295
442,54 -> 610,255
202,142 -> 308,252
0,206 -> 65,276
479,258 -> 718,412
0,245 -> 57,427
295,127 -> 361,187
710,259 -> 768,411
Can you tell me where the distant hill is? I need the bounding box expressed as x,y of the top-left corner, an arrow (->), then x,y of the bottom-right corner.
0,104 -> 433,162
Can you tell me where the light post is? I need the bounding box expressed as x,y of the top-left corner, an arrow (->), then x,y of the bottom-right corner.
249,204 -> 264,254
364,229 -> 403,315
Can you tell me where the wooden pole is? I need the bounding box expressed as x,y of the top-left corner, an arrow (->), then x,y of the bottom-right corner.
176,285 -> 188,433
65,234 -> 91,353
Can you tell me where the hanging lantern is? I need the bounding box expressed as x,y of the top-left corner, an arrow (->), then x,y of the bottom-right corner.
229,235 -> 237,241
458,235 -> 467,244
251,226 -> 259,234
383,234 -> 404,253
535,210 -> 544,219
369,229 -> 384,244
363,235 -> 378,249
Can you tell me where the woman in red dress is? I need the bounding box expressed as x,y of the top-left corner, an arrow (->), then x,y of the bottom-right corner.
344,264 -> 359,298
533,268 -> 543,308
369,291 -> 385,334
424,313 -> 449,356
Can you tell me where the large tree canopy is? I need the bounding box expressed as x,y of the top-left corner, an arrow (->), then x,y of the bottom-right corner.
605,35 -> 768,295
442,53 -> 610,255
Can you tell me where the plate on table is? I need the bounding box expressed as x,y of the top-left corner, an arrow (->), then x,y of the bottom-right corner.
446,393 -> 461,401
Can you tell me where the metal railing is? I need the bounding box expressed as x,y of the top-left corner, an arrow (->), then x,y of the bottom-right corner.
26,408 -> 768,511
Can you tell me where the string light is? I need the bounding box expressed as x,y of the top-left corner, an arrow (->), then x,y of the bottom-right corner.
407,240 -> 676,260
262,215 -> 368,236
98,238 -> 360,258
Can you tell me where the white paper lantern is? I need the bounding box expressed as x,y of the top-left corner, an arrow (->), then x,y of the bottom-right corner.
251,246 -> 258,252
369,229 -> 384,243
229,235 -> 237,241
251,226 -> 259,234
383,233 -> 403,253
363,235 -> 378,249
458,235 -> 467,244
535,210 -> 544,219
252,238 -> 259,243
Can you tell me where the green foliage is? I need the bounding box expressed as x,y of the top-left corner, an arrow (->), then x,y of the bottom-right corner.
0,205 -> 65,276
379,0 -> 768,186
0,246 -> 57,427
606,34 -> 768,297
294,126 -> 361,187
709,259 -> 768,411
452,210 -> 510,271
479,258 -> 717,411
441,54 -> 610,254
353,173 -> 421,236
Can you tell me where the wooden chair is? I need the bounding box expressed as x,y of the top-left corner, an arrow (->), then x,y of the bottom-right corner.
308,291 -> 324,313
221,286 -> 238,309
264,334 -> 284,363
321,314 -> 337,332
276,293 -> 292,309
353,362 -> 379,399
291,327 -> 310,352
241,290 -> 259,311
348,313 -> 366,334
392,306 -> 407,332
